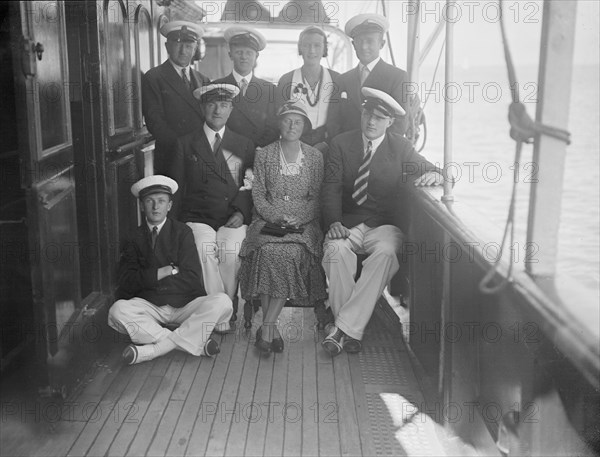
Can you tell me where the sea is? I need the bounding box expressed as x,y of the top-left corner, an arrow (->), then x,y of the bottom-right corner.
418,63 -> 600,294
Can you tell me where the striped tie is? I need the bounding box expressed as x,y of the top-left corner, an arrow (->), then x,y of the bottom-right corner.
181,68 -> 192,90
352,141 -> 373,206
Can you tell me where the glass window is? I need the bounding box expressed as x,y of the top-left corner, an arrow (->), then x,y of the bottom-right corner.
104,0 -> 132,135
35,1 -> 70,152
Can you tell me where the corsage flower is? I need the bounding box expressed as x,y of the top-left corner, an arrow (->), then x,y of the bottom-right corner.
239,168 -> 254,191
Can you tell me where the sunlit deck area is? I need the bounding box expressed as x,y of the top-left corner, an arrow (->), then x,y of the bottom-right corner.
2,304 -> 467,457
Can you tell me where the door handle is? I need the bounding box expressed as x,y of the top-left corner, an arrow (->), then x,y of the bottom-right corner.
34,42 -> 44,60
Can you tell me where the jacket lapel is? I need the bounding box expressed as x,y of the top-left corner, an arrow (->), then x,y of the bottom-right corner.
159,61 -> 203,116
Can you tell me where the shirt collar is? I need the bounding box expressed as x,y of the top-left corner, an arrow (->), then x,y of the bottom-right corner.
360,56 -> 381,73
232,69 -> 253,84
203,123 -> 226,144
146,218 -> 167,234
362,133 -> 385,154
169,59 -> 191,77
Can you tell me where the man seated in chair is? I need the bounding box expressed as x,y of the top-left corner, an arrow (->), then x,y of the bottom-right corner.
108,175 -> 233,365
321,88 -> 443,356
170,84 -> 255,326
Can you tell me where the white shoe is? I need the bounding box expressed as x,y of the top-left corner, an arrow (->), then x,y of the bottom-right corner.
122,344 -> 156,365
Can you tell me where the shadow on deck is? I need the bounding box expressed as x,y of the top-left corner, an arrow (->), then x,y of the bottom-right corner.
1,305 -> 465,456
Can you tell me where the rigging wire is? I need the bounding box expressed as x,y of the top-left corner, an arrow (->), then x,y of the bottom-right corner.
380,0 -> 396,67
478,0 -> 571,295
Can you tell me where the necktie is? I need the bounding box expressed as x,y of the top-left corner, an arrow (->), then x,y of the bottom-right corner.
352,141 -> 373,206
151,226 -> 158,250
181,68 -> 191,90
239,77 -> 248,97
360,65 -> 370,86
213,133 -> 222,156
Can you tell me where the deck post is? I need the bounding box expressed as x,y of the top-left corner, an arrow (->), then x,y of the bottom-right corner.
441,0 -> 455,204
525,1 -> 577,278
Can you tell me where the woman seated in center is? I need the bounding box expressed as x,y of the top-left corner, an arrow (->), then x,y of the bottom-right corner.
238,100 -> 326,355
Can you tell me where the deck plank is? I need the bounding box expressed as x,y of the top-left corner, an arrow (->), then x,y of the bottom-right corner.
86,361 -> 154,456
244,347 -> 275,456
224,327 -> 261,457
203,329 -> 251,456
301,308 -> 319,457
348,350 -> 377,456
125,351 -> 186,456
66,360 -> 137,457
317,351 -> 341,456
164,355 -> 217,457
333,353 -> 363,456
146,399 -> 185,456
107,375 -> 162,456
171,352 -> 202,401
263,308 -> 292,457
282,307 -> 304,457
184,331 -> 237,456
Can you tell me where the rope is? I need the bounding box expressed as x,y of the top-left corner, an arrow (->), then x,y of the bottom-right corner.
478,0 -> 571,295
380,0 -> 396,67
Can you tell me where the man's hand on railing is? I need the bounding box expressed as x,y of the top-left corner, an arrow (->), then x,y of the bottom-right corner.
414,171 -> 443,187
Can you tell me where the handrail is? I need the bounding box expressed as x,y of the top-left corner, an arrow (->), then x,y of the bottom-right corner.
411,186 -> 600,388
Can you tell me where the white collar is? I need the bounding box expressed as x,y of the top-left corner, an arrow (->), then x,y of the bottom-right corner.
362,133 -> 385,154
232,69 -> 253,84
169,59 -> 191,76
146,218 -> 167,234
203,123 -> 226,143
360,56 -> 381,73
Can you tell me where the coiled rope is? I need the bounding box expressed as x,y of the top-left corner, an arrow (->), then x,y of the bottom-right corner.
478,0 -> 571,294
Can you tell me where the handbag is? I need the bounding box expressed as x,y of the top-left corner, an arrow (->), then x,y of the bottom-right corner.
260,222 -> 304,237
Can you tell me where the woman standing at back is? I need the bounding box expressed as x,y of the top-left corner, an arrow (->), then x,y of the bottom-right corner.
276,26 -> 341,153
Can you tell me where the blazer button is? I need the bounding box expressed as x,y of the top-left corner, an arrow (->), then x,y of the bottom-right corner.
224,196 -> 228,201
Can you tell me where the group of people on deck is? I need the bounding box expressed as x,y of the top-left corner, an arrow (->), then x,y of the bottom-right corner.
108,13 -> 444,364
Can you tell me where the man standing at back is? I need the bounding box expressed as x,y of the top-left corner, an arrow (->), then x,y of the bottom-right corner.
338,13 -> 410,136
142,21 -> 210,175
213,25 -> 278,147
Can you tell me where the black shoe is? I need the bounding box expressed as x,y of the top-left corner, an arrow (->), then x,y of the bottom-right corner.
322,326 -> 344,356
254,327 -> 272,356
343,336 -> 362,354
203,338 -> 220,357
271,336 -> 284,353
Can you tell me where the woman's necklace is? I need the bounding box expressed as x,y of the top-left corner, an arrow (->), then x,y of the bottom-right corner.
279,141 -> 301,200
298,67 -> 323,107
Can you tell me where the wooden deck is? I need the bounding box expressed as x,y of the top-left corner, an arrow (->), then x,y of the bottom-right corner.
1,305 -> 458,457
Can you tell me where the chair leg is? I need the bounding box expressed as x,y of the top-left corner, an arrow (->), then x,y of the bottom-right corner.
230,296 -> 238,324
314,300 -> 332,329
243,300 -> 254,329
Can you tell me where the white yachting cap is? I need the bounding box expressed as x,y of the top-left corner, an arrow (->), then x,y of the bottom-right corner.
345,13 -> 390,38
193,83 -> 240,103
361,87 -> 405,117
160,21 -> 203,42
224,25 -> 267,51
131,175 -> 178,199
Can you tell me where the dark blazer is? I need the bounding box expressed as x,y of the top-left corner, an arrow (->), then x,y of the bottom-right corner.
170,126 -> 255,230
337,59 -> 409,136
276,67 -> 343,145
116,218 -> 206,308
212,73 -> 279,147
322,130 -> 438,230
142,60 -> 210,174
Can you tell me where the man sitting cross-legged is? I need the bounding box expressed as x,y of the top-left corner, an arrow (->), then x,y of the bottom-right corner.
108,175 -> 233,365
321,88 -> 444,356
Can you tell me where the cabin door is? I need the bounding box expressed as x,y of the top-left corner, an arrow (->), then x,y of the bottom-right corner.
9,1 -> 81,380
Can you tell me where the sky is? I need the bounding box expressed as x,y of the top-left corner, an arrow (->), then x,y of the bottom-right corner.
199,0 -> 600,68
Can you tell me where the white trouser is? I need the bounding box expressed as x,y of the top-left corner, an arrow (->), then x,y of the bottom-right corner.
322,224 -> 403,340
108,293 -> 232,356
186,222 -> 246,300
